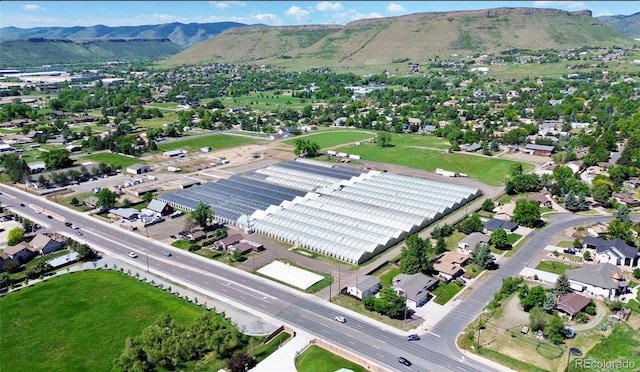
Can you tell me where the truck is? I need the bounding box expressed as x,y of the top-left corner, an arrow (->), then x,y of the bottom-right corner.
167,166 -> 181,172
435,168 -> 458,177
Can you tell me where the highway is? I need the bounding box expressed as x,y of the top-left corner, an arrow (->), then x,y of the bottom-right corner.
0,184 -> 617,372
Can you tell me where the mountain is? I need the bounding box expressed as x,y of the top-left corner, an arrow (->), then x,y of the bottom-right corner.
0,38 -> 183,68
597,12 -> 640,39
0,22 -> 263,47
162,7 -> 638,71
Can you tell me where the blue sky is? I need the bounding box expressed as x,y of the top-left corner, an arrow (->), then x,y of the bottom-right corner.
1,1 -> 638,28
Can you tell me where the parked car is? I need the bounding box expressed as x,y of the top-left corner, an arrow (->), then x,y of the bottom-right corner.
127,252 -> 138,258
406,334 -> 420,341
163,251 -> 172,257
398,357 -> 412,366
563,248 -> 576,254
170,235 -> 177,239
334,316 -> 346,323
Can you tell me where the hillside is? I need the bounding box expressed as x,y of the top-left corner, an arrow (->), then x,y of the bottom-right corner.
598,12 -> 640,39
0,21 -> 262,47
0,38 -> 183,68
162,7 -> 637,71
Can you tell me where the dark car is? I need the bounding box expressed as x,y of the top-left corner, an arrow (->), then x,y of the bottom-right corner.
406,334 -> 420,341
65,222 -> 73,227
47,215 -> 53,219
19,203 -> 25,207
398,357 -> 412,366
570,347 -> 582,356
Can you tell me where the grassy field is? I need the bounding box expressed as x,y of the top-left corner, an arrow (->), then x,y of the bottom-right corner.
379,267 -> 401,287
568,321 -> 640,372
252,332 -> 291,363
134,112 -> 180,129
389,133 -> 451,149
336,142 -> 525,186
219,92 -> 320,112
284,130 -> 375,149
534,260 -> 580,275
55,192 -> 94,212
431,281 -> 464,305
0,270 -> 207,372
295,345 -> 368,372
83,152 -> 145,169
157,133 -> 261,152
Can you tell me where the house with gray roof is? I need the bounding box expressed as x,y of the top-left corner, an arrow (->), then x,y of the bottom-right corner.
30,233 -> 63,255
566,263 -> 627,299
344,275 -> 381,300
457,232 -> 490,255
108,208 -> 140,220
583,236 -> 638,268
392,273 -> 438,309
146,199 -> 173,216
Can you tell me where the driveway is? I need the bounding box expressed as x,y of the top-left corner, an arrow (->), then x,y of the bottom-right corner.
570,300 -> 608,331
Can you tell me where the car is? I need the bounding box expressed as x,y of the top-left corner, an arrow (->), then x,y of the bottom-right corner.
563,248 -> 576,254
170,235 -> 177,239
570,347 -> 582,356
398,357 -> 412,366
334,316 -> 346,323
71,224 -> 79,229
127,252 -> 138,258
406,334 -> 420,341
46,215 -> 53,219
163,251 -> 172,257
75,231 -> 83,236
458,277 -> 467,284
19,203 -> 25,207
65,222 -> 73,227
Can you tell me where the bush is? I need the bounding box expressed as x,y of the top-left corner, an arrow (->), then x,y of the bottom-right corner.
585,306 -> 596,316
188,243 -> 200,252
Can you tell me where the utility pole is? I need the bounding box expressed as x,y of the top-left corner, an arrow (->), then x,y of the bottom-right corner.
145,251 -> 149,273
329,272 -> 332,302
403,291 -> 408,322
476,314 -> 482,349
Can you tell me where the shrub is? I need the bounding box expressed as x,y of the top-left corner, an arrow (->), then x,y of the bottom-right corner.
585,306 -> 596,316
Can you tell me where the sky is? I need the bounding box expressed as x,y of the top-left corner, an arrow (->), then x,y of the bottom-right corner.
1,1 -> 639,29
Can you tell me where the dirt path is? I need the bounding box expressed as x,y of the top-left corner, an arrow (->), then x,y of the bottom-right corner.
502,295 -> 531,329
570,300 -> 608,331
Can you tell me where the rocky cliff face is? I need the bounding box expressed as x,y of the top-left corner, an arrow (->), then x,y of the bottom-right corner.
221,24 -> 342,35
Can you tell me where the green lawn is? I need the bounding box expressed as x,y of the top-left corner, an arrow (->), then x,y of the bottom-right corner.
569,322 -> 640,372
431,281 -> 464,305
0,270 -> 207,372
534,260 -> 580,275
252,332 -> 291,363
379,267 -> 401,287
55,192 -> 94,212
172,240 -> 192,250
295,345 -> 368,372
219,92 -> 322,112
83,153 -> 145,169
336,143 -> 525,186
134,112 -> 180,129
507,233 -> 522,245
157,133 -> 261,152
284,130 -> 375,149
389,133 -> 451,149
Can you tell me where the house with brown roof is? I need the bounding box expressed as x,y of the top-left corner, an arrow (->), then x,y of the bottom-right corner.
433,251 -> 468,282
30,233 -> 63,255
556,293 -> 590,319
3,242 -> 35,263
214,234 -> 244,250
457,232 -> 490,255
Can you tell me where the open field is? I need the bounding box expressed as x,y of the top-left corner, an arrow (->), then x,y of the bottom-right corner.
134,112 -> 180,128
157,133 -> 262,152
0,270 -> 207,372
569,319 -> 640,372
82,152 -> 145,168
284,130 -> 375,149
219,92 -> 322,112
295,345 -> 368,372
336,143 -> 526,186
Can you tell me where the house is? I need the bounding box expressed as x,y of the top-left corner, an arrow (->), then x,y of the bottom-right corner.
433,251 -> 468,282
146,199 -> 173,216
483,218 -> 518,234
392,273 -> 438,309
494,201 -> 516,221
65,144 -> 82,152
30,233 -> 63,255
457,232 -> 491,255
587,222 -> 608,237
556,293 -> 590,319
108,208 -> 139,220
126,164 -> 151,175
27,161 -> 46,174
333,117 -> 348,127
583,236 -> 639,268
229,106 -> 246,114
612,193 -> 640,208
344,275 -> 381,300
0,252 -> 13,269
524,144 -> 555,156
461,143 -> 482,152
188,230 -> 206,241
3,242 -> 35,263
566,263 -> 627,299
422,125 -> 437,134
522,191 -> 552,208
214,234 -> 244,250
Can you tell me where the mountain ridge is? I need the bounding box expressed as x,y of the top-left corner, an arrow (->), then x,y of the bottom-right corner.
597,12 -> 640,38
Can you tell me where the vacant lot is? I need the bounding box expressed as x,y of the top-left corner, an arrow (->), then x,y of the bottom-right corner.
284,130 -> 375,149
336,143 -> 525,186
83,153 -> 145,169
572,319 -> 640,372
157,133 -> 261,152
0,270 -> 206,372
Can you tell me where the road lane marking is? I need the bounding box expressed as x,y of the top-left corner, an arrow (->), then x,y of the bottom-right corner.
427,331 -> 440,337
376,353 -> 385,358
321,329 -> 330,334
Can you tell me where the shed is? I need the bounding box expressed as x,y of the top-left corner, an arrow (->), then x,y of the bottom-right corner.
126,164 -> 151,174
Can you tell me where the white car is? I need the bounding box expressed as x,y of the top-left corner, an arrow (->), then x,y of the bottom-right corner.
127,252 -> 138,258
334,316 -> 346,323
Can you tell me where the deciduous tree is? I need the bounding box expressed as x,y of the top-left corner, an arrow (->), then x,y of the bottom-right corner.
512,199 -> 541,228
490,228 -> 509,250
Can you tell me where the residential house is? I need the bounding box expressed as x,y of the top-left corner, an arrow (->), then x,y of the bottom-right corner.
524,144 -> 555,156
422,125 -> 437,134
457,232 -> 490,255
392,273 -> 438,309
494,202 -> 517,221
344,275 -> 381,300
27,161 -> 46,174
30,233 -> 63,255
556,293 -> 591,319
483,218 -> 518,235
333,117 -> 348,127
587,222 -> 608,237
521,191 -> 552,208
0,252 -> 13,269
214,234 -> 244,250
461,143 -> 482,152
188,230 -> 206,241
433,251 -> 468,282
566,263 -> 627,299
612,193 -> 640,208
3,242 -> 35,263
583,236 -> 639,268
229,106 -> 246,114
146,199 -> 173,217
108,208 -> 139,220
126,164 -> 151,175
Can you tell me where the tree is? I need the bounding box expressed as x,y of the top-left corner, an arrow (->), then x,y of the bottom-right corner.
512,199 -> 541,228
481,198 -> 495,212
0,272 -> 10,288
633,268 -> 640,279
520,285 -> 547,312
490,228 -> 510,250
7,227 -> 24,246
70,196 -> 80,206
607,219 -> 634,245
473,243 -> 495,270
564,190 -> 588,212
543,293 -> 556,312
545,315 -> 566,344
183,214 -> 197,233
434,237 -> 447,255
554,274 -> 570,296
293,139 -> 320,157
142,192 -> 154,203
457,214 -> 483,234
190,202 -> 214,229
583,250 -> 592,261
96,188 -> 118,209
227,353 -> 256,372
400,234 -> 431,274
591,182 -> 613,208
375,132 -> 392,147
41,148 -> 73,170
614,205 -> 630,222
529,306 -> 548,332
74,244 -> 97,261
